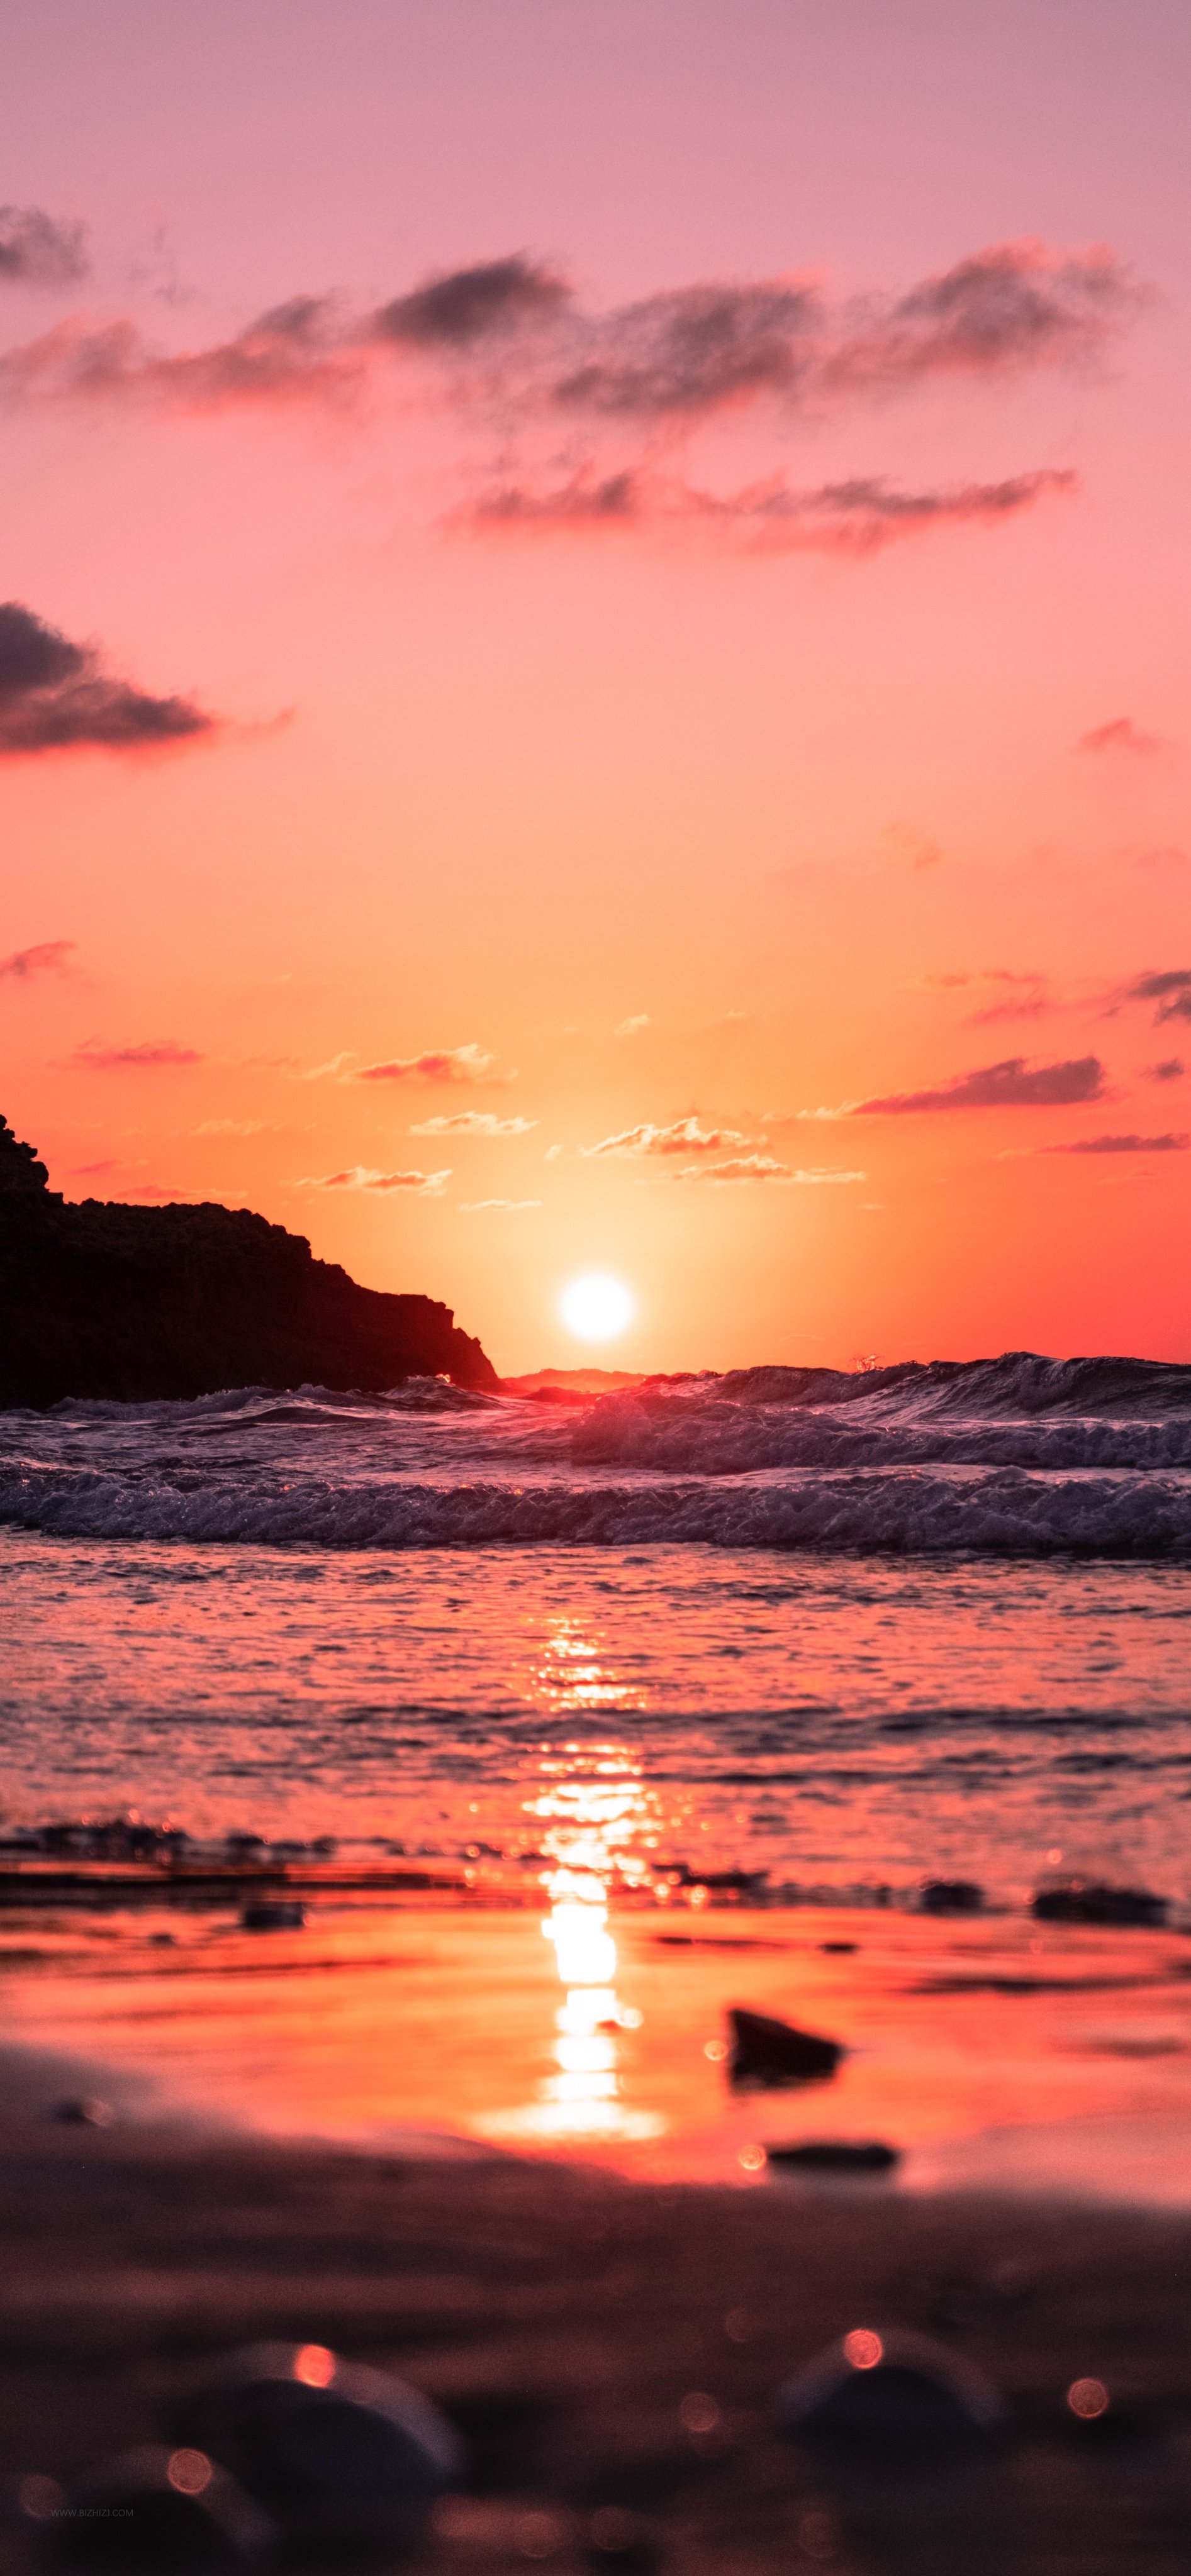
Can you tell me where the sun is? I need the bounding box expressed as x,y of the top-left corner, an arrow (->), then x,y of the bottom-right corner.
560,1273 -> 635,1343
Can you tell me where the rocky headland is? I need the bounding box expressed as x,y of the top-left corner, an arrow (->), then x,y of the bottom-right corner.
0,1115 -> 498,1404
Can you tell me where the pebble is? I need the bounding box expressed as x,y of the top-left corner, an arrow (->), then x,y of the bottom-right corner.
777,2326 -> 1004,2446
179,2340 -> 462,2550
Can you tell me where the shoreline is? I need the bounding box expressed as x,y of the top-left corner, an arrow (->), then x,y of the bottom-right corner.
3,1893 -> 1191,2212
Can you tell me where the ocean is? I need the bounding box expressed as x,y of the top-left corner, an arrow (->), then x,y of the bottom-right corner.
1,1357 -> 1189,2187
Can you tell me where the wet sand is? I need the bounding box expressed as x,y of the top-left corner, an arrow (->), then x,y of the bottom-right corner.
3,1903 -> 1191,2201
0,2068 -> 1188,2573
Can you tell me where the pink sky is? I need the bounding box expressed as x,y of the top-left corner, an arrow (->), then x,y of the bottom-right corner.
1,0 -> 1188,1373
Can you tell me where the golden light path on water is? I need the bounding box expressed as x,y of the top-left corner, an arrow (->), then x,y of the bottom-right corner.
492,1618 -> 667,2145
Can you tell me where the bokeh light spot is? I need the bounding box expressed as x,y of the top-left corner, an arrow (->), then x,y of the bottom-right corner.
844,2328 -> 883,2370
168,2450 -> 213,2496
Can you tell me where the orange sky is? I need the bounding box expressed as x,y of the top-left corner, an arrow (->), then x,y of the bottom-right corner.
2,0 -> 1188,1373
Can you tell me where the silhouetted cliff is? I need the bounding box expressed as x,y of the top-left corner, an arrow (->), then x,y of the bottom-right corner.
0,1116 -> 498,1403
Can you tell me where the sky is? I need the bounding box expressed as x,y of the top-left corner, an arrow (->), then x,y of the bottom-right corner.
1,0 -> 1188,1375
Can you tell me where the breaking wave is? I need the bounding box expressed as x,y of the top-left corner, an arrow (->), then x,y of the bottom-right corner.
1,1355 -> 1188,1557
1,1463 -> 1188,1557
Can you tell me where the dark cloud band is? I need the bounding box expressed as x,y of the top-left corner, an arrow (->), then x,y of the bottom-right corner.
0,602 -> 215,756
854,1055 -> 1106,1114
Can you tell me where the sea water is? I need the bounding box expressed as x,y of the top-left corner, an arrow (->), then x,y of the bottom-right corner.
1,1360 -> 1189,2182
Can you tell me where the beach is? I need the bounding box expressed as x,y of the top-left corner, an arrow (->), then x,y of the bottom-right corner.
0,2075 -> 1188,2573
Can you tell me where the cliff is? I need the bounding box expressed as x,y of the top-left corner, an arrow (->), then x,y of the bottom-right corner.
0,1116 -> 499,1404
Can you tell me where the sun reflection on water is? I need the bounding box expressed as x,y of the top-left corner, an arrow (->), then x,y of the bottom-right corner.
495,1619 -> 664,2143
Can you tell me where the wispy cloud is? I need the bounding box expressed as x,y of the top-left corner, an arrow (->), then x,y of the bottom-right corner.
0,237 -> 1137,560
375,255 -> 568,348
852,1055 -> 1106,1114
357,1043 -> 503,1084
1122,969 -> 1191,1025
2,240 -> 1132,420
1046,1132 -> 1187,1155
614,1014 -> 651,1038
193,1118 -> 272,1136
0,601 -> 215,757
461,1197 -> 542,1211
122,1181 -> 199,1201
583,1117 -> 756,1158
917,967 -> 1053,1023
0,937 -> 74,980
672,1153 -> 867,1184
0,206 -> 87,288
1076,716 -> 1161,755
70,1036 -> 202,1070
1144,1057 -> 1185,1083
466,465 -> 1075,557
409,1111 -> 534,1135
299,1165 -> 450,1194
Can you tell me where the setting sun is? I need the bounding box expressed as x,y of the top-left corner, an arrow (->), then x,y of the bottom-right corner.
559,1275 -> 635,1343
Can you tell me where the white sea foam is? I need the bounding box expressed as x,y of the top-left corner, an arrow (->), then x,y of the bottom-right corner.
1,1357 -> 1188,1555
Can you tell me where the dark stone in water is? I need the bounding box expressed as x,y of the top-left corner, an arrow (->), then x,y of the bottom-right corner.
1032,1882 -> 1167,1928
765,2140 -> 899,2173
239,1901 -> 306,1931
818,1940 -> 857,1953
180,2340 -> 462,2551
49,2446 -> 267,2571
919,1879 -> 984,1915
728,2007 -> 844,2087
777,2328 -> 1004,2447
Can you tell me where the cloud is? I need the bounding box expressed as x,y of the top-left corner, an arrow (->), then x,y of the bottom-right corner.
461,1197 -> 542,1211
614,1014 -> 651,1037
1046,1133 -> 1187,1155
669,1153 -> 865,1184
374,255 -> 569,348
0,242 -> 1135,569
917,967 -> 1053,1023
824,241 -> 1138,392
1,298 -> 362,414
71,1036 -> 202,1069
674,1153 -> 794,1182
583,1117 -> 755,1158
853,1055 -> 1107,1113
466,465 -> 1075,557
1076,716 -> 1161,755
0,206 -> 87,287
0,937 -> 75,980
1144,1058 -> 1185,1083
193,1118 -> 272,1136
2,238 -> 1135,425
300,1165 -> 450,1194
357,1043 -> 501,1084
1123,969 -> 1191,1025
408,1111 -> 535,1136
300,1051 -> 357,1082
0,601 -> 215,755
